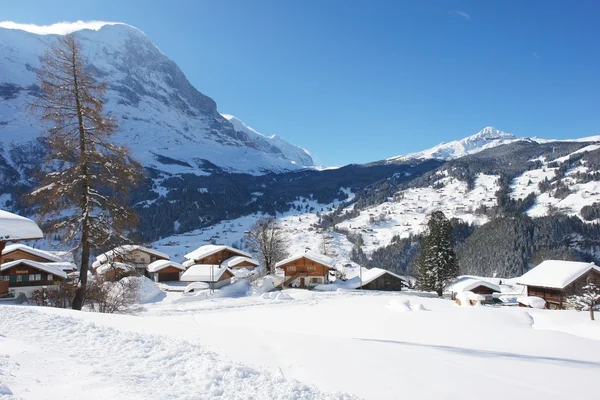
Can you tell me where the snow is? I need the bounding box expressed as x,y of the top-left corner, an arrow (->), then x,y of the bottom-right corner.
0,20 -> 127,35
180,264 -> 232,282
2,243 -> 62,262
275,252 -> 335,268
517,260 -> 599,289
3,290 -> 600,399
146,259 -> 185,273
96,245 -> 170,264
0,259 -> 67,279
447,277 -> 501,294
120,276 -> 162,303
0,210 -> 43,241
184,245 -> 252,261
518,296 -> 547,309
95,262 -> 135,275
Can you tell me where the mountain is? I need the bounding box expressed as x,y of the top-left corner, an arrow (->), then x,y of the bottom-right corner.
0,22 -> 313,179
387,126 -> 523,162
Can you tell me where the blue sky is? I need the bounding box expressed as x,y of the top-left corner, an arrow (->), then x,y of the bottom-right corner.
2,0 -> 600,165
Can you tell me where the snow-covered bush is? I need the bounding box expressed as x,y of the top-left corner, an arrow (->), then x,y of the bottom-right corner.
85,276 -> 140,313
567,283 -> 600,320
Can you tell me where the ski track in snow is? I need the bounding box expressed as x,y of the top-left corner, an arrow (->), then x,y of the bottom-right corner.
0,307 -> 356,400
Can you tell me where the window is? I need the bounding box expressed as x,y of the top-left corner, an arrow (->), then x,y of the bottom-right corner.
47,274 -> 53,281
288,266 -> 296,272
16,275 -> 22,282
4,258 -> 14,262
308,266 -> 316,272
310,277 -> 320,284
29,274 -> 41,281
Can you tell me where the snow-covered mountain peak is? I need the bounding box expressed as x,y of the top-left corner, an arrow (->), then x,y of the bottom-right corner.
0,20 -> 129,35
388,126 -> 521,162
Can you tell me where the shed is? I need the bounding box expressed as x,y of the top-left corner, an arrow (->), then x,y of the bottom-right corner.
180,264 -> 234,289
354,268 -> 406,291
221,256 -> 259,270
517,260 -> 600,309
146,260 -> 185,282
447,278 -> 500,301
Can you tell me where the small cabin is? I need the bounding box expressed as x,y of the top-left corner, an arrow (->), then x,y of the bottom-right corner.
94,245 -> 170,275
276,253 -> 334,288
184,245 -> 253,266
221,256 -> 260,270
356,268 -> 406,291
146,260 -> 185,282
0,259 -> 68,297
180,265 -> 234,289
518,260 -> 600,310
447,278 -> 501,302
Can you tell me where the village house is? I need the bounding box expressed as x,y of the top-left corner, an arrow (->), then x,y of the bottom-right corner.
146,260 -> 185,282
518,260 -> 600,310
184,245 -> 256,268
446,277 -> 501,302
180,264 -> 235,289
0,210 -> 44,297
93,245 -> 170,276
0,259 -> 68,298
95,262 -> 136,281
276,253 -> 334,288
1,244 -> 77,273
354,268 -> 406,291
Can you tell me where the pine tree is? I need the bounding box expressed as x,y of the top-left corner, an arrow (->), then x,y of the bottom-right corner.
29,34 -> 142,310
567,283 -> 600,321
416,211 -> 459,296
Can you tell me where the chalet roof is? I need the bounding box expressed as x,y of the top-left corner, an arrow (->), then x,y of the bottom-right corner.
447,277 -> 500,293
275,252 -> 335,269
221,256 -> 259,268
0,210 -> 43,242
184,245 -> 252,261
2,243 -> 62,262
147,260 -> 185,273
1,259 -> 67,279
96,262 -> 136,275
360,268 -> 407,286
96,245 -> 170,264
517,260 -> 600,289
180,264 -> 233,282
42,262 -> 77,271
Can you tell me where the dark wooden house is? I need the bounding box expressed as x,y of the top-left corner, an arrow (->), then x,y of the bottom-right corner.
276,253 -> 334,288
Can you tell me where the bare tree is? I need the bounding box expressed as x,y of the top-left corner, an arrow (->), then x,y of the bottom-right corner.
245,217 -> 288,274
29,34 -> 142,310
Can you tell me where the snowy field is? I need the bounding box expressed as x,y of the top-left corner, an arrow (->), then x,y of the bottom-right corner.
2,290 -> 600,400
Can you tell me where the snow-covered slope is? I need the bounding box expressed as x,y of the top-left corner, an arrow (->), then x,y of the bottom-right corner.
0,22 -> 313,176
388,126 -> 523,162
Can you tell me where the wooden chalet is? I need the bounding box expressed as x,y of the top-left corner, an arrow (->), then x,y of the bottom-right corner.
146,260 -> 185,282
184,245 -> 253,266
275,253 -> 334,288
518,260 -> 600,310
355,268 -> 406,291
0,259 -> 68,297
94,245 -> 170,276
95,262 -> 136,281
180,264 -> 235,289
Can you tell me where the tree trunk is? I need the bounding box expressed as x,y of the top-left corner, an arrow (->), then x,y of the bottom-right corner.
591,307 -> 595,321
71,43 -> 90,311
436,287 -> 443,297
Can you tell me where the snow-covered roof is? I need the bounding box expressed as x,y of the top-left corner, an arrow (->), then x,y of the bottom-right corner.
96,245 -> 170,264
447,277 -> 500,293
43,262 -> 77,271
182,259 -> 196,268
517,260 -> 600,289
96,262 -> 136,275
184,245 -> 252,261
221,256 -> 259,268
359,268 -> 406,286
517,296 -> 547,309
0,210 -> 43,242
1,259 -> 67,279
180,264 -> 233,282
275,252 -> 335,269
2,243 -> 62,262
146,260 -> 185,273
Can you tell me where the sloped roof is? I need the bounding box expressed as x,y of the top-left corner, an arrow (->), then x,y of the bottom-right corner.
275,252 -> 335,269
2,243 -> 62,262
0,210 -> 43,242
96,262 -> 136,275
184,245 -> 252,261
180,264 -> 233,282
221,256 -> 259,268
1,259 -> 67,279
359,268 -> 406,286
517,260 -> 600,289
43,262 -> 77,271
96,245 -> 170,264
147,260 -> 185,273
447,277 -> 500,293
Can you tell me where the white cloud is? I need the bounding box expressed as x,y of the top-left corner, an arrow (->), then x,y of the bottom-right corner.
450,10 -> 471,20
0,20 -> 124,35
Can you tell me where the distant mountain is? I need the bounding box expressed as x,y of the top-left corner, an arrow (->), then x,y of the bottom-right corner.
0,22 -> 313,179
387,126 -> 524,162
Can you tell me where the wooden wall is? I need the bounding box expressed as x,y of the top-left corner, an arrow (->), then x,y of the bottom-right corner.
279,257 -> 330,277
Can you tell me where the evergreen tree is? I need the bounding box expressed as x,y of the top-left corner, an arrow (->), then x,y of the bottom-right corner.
416,211 -> 458,296
29,34 -> 142,310
567,283 -> 600,321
